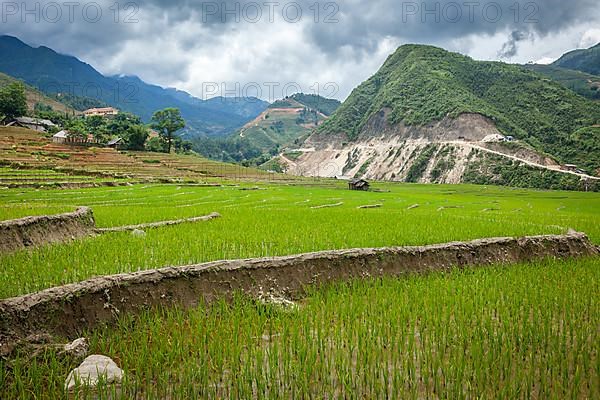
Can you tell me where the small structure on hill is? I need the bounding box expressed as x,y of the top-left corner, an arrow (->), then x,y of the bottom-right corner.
107,137 -> 123,149
52,130 -> 99,145
482,133 -> 507,143
8,117 -> 56,132
83,107 -> 119,117
349,178 -> 370,191
52,130 -> 69,143
564,164 -> 578,172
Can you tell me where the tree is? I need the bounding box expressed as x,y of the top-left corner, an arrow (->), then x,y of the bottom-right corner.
65,119 -> 88,142
124,125 -> 149,150
84,115 -> 109,143
146,136 -> 167,152
151,108 -> 185,153
0,82 -> 27,123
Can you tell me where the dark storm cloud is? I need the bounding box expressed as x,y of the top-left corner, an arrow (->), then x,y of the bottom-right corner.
498,30 -> 530,58
3,0 -> 598,58
306,0 -> 600,56
0,0 -> 599,98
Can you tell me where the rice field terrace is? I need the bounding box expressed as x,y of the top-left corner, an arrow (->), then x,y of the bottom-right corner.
1,180 -> 599,398
0,126 -> 290,185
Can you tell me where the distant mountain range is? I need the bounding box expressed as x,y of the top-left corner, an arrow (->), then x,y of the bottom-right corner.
0,35 -> 269,137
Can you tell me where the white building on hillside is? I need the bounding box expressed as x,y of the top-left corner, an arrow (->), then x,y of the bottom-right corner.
83,107 -> 119,117
52,130 -> 69,143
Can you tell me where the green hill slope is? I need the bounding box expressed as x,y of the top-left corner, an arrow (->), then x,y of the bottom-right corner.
193,94 -> 340,164
524,64 -> 600,100
553,43 -> 600,75
318,44 -> 600,172
0,72 -> 77,115
239,94 -> 339,152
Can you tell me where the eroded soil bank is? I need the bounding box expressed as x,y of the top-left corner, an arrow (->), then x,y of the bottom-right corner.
1,231 -> 597,353
0,207 -> 95,253
0,209 -> 221,253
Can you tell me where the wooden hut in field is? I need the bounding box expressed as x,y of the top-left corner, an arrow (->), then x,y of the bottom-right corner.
348,179 -> 370,191
107,137 -> 123,149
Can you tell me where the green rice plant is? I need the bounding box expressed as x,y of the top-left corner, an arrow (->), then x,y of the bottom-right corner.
0,182 -> 599,298
1,258 -> 597,398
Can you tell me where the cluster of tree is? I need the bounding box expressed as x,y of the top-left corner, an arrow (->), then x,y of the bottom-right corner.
48,92 -> 108,111
296,108 -> 319,125
63,113 -> 149,150
62,108 -> 191,153
1,83 -> 192,154
191,135 -> 279,166
0,82 -> 27,122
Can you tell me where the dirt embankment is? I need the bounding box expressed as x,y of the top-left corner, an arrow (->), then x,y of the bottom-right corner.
0,207 -> 95,253
0,210 -> 222,253
94,212 -> 222,233
1,231 -> 596,350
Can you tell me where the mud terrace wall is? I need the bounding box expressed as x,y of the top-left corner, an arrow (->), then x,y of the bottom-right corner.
0,207 -> 95,253
0,209 -> 221,253
0,232 -> 597,349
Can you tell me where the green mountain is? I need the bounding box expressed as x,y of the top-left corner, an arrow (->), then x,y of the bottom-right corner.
0,35 -> 268,137
192,94 -> 340,164
524,64 -> 600,100
239,94 -> 340,152
275,93 -> 341,116
318,44 -> 600,172
553,43 -> 600,75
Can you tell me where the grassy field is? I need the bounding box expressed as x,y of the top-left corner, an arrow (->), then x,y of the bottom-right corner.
2,258 -> 598,398
1,181 -> 599,398
1,182 -> 599,298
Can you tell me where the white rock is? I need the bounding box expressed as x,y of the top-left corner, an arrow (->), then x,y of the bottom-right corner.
63,338 -> 89,358
131,229 -> 146,237
65,355 -> 124,391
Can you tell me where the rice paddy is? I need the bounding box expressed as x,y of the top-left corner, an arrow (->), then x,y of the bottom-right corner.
1,179 -> 599,398
2,258 -> 598,398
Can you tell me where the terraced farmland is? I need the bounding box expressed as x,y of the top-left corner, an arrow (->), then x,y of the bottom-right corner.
1,182 -> 599,297
1,181 -> 598,398
0,126 -> 289,186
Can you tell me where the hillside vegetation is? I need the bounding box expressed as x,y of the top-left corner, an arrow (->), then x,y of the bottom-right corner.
318,45 -> 600,172
285,93 -> 341,116
0,72 -> 77,115
0,126 -> 283,186
194,94 -> 340,164
553,43 -> 600,75
524,64 -> 600,100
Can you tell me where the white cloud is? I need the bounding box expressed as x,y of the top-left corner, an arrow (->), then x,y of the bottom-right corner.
535,57 -> 555,65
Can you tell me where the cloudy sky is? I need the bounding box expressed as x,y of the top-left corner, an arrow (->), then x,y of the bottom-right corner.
3,0 -> 600,101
